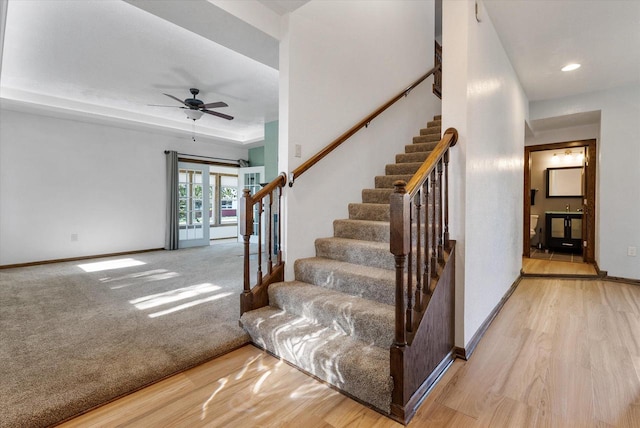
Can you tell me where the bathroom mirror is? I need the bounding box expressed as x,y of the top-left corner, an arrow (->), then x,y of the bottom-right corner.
546,167 -> 583,197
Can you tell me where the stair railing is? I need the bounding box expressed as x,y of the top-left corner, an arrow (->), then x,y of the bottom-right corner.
288,65 -> 440,187
389,127 -> 458,422
239,172 -> 287,315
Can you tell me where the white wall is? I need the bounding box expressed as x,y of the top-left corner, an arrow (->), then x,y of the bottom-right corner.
530,84 -> 640,280
442,0 -> 528,348
0,106 -> 248,265
279,0 -> 440,278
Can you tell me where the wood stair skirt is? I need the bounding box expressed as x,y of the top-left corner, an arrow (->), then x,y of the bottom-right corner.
241,117 -> 442,417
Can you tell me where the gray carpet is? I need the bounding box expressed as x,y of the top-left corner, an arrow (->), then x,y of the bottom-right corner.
0,242 -> 250,428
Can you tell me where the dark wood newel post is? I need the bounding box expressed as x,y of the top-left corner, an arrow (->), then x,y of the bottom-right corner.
390,180 -> 409,347
240,188 -> 253,314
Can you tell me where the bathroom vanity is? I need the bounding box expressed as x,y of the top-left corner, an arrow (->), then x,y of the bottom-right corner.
545,212 -> 583,253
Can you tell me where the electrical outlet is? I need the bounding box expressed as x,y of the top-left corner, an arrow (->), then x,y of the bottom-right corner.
628,246 -> 637,257
71,233 -> 78,242
295,144 -> 302,158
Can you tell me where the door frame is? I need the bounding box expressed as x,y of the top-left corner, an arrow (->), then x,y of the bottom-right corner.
523,139 -> 596,262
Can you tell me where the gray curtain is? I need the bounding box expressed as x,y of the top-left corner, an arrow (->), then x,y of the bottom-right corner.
165,151 -> 179,250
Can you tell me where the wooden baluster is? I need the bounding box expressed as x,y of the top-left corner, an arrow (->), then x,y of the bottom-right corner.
423,179 -> 431,295
430,170 -> 438,279
240,188 -> 253,314
406,194 -> 413,333
277,186 -> 283,264
390,181 -> 409,347
267,191 -> 273,275
414,189 -> 423,313
257,200 -> 263,286
444,149 -> 450,250
437,159 -> 444,263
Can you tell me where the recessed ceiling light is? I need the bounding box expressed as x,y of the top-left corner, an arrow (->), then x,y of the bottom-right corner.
561,63 -> 581,72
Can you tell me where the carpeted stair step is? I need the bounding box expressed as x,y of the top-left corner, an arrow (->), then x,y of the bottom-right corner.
348,203 -> 390,221
413,133 -> 441,144
240,306 -> 393,412
334,219 -> 389,243
294,257 -> 395,305
362,188 -> 394,204
375,174 -> 413,189
396,151 -> 431,164
315,237 -> 395,270
268,281 -> 394,348
434,114 -> 442,120
427,119 -> 441,128
420,125 -> 441,136
385,162 -> 423,176
405,141 -> 439,153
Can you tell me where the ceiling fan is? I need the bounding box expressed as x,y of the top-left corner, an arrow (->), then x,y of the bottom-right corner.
151,88 -> 234,121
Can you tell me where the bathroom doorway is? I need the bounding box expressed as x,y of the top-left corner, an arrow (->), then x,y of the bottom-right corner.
523,139 -> 597,266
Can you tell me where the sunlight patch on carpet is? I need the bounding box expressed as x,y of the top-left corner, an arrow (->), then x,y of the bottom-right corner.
78,258 -> 146,272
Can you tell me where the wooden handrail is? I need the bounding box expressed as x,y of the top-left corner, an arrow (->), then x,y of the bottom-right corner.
289,64 -> 441,187
252,172 -> 287,201
405,128 -> 458,196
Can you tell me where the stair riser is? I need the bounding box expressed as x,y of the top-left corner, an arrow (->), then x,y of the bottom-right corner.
316,239 -> 395,271
374,175 -> 413,189
385,162 -> 422,176
348,203 -> 390,221
420,126 -> 441,136
362,189 -> 394,204
396,151 -> 430,164
405,142 -> 439,153
294,258 -> 395,306
413,134 -> 440,144
427,120 -> 441,128
269,283 -> 394,348
334,219 -> 390,243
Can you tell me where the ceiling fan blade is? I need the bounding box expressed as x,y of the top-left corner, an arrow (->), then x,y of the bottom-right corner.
202,109 -> 234,120
163,93 -> 189,106
199,101 -> 228,109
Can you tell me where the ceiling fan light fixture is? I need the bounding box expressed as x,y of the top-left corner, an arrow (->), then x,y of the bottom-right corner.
561,63 -> 581,72
185,109 -> 203,121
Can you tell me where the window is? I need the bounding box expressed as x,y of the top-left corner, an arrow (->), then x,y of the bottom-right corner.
208,173 -> 238,226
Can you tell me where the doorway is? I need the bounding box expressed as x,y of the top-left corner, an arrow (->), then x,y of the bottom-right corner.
523,139 -> 597,268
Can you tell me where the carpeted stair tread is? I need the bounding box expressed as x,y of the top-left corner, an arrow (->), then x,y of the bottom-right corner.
420,125 -> 441,136
385,162 -> 423,176
362,188 -> 394,204
240,306 -> 392,412
375,174 -> 413,189
268,281 -> 394,348
315,237 -> 395,271
348,203 -> 390,221
405,141 -> 439,153
427,119 -> 441,128
333,218 -> 390,243
396,151 -> 431,164
294,257 -> 395,305
413,133 -> 440,144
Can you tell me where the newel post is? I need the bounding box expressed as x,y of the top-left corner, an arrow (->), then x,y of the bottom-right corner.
390,180 -> 410,347
239,188 -> 253,315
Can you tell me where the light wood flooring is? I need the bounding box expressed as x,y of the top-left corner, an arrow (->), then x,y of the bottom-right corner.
61,278 -> 640,427
522,257 -> 599,276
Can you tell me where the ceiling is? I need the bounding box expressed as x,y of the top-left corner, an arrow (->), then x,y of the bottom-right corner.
1,0 -> 637,143
483,0 -> 640,102
0,0 -> 287,145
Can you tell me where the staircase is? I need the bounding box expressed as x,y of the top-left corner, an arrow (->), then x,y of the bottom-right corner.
241,116 -> 442,414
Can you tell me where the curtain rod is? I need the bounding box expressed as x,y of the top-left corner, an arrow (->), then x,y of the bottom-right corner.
164,150 -> 246,165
